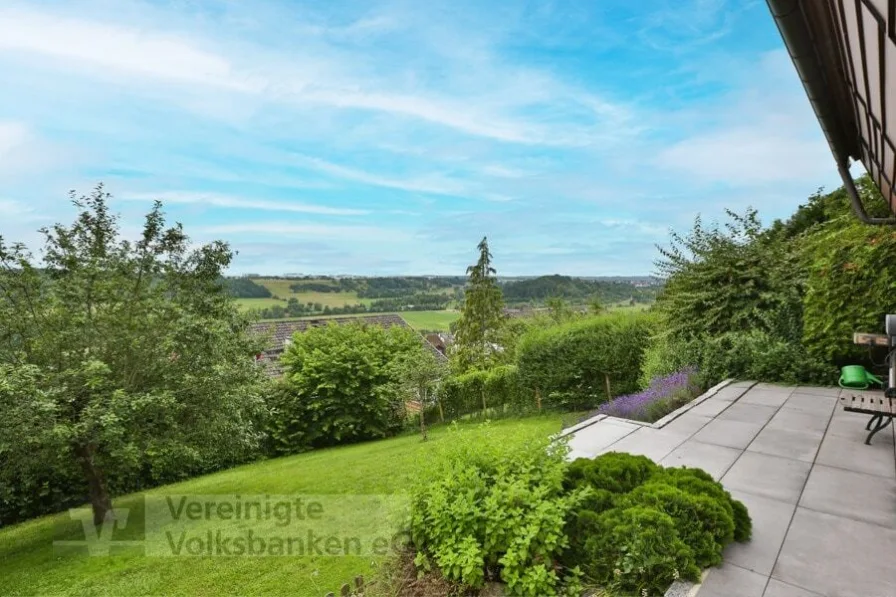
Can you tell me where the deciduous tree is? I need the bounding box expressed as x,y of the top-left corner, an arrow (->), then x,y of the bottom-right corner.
0,186 -> 266,525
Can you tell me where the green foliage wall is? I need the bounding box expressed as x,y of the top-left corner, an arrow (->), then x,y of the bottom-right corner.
516,312 -> 652,410
647,176 -> 895,387
438,364 -> 531,419
802,220 -> 896,367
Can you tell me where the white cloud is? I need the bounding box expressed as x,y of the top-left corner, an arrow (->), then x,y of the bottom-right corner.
0,198 -> 32,216
197,222 -> 411,242
0,121 -> 28,156
0,8 -> 251,90
296,155 -> 470,197
653,49 -> 836,186
0,6 -> 632,146
121,191 -> 369,216
655,127 -> 834,184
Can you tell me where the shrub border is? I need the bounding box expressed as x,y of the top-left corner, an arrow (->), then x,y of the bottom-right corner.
557,379 -> 758,597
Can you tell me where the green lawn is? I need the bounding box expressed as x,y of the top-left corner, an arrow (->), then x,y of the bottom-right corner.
399,310 -> 460,331
0,416 -> 562,597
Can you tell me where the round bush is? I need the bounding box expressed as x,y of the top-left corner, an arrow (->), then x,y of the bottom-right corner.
582,506 -> 701,594
564,452 -> 659,494
650,467 -> 752,542
623,483 -> 735,568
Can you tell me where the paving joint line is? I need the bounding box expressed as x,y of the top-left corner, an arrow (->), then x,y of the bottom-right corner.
755,384 -> 838,597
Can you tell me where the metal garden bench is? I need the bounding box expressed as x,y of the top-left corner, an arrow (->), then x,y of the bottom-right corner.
847,328 -> 896,445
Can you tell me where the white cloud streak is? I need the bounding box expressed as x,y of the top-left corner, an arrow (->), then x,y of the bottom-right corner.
198,222 -> 410,242
121,191 -> 369,216
0,6 -> 630,146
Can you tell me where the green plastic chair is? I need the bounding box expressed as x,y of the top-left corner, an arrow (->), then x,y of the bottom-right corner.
838,365 -> 884,390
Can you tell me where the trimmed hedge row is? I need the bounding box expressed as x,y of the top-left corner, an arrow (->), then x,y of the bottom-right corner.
437,365 -> 533,419
515,312 -> 652,411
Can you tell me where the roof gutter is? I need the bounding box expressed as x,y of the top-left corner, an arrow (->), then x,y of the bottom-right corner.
766,0 -> 896,224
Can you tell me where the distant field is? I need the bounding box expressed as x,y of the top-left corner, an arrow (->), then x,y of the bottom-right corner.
247,279 -> 373,308
400,310 -> 459,331
291,291 -> 373,307
234,297 -> 286,310
252,278 -> 336,297
607,301 -> 651,312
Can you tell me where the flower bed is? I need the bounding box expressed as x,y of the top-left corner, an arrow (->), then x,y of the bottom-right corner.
592,367 -> 701,423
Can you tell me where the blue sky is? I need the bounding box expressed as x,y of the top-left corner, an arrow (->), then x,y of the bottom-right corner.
0,0 -> 847,275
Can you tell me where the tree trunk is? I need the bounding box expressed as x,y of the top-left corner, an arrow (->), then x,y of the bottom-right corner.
75,444 -> 113,525
419,388 -> 428,441
604,374 -> 612,401
481,387 -> 487,416
437,398 -> 444,423
535,388 -> 542,411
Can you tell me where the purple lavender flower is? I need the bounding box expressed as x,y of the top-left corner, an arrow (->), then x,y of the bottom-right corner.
589,367 -> 699,422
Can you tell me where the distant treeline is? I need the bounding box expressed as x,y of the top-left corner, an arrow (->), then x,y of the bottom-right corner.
222,274 -> 660,308
251,293 -> 450,320
501,275 -> 659,305
221,277 -> 272,298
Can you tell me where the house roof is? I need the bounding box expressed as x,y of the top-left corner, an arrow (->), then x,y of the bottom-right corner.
249,313 -> 411,353
249,313 -> 448,378
768,0 -> 896,216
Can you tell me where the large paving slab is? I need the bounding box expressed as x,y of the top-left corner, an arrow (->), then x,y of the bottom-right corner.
660,439 -> 741,480
739,389 -> 792,408
693,418 -> 765,450
688,398 -> 734,418
661,413 -> 713,436
762,579 -> 824,597
712,385 -> 752,402
781,392 -> 837,415
815,430 -> 896,478
566,419 -> 639,458
773,507 -> 896,597
764,408 -> 831,435
718,402 -> 779,425
722,451 -> 811,504
724,490 -> 796,576
798,464 -> 896,528
600,426 -> 689,462
699,563 -> 768,597
746,427 -> 824,463
791,386 -> 841,398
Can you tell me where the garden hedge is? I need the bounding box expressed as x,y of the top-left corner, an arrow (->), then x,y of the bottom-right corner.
516,312 -> 652,411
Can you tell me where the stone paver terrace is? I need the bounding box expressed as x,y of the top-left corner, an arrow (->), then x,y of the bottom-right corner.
565,382 -> 896,597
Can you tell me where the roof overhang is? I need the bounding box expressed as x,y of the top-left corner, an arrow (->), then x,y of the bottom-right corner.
767,0 -> 896,222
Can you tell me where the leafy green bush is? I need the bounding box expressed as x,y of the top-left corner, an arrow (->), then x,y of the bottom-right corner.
564,452 -> 659,494
640,329 -> 833,388
561,454 -> 751,592
638,334 -> 704,388
655,208 -> 804,341
583,506 -> 701,594
802,218 -> 896,367
270,322 -> 423,453
409,423 -> 583,596
690,331 -> 832,386
650,467 -> 751,542
623,483 -> 734,568
516,312 -> 652,411
438,365 -> 533,420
